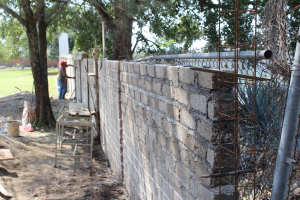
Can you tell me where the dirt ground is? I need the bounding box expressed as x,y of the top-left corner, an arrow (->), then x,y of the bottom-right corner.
0,93 -> 130,200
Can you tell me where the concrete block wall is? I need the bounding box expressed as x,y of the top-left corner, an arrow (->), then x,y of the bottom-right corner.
120,62 -> 234,199
98,60 -> 123,179
69,57 -> 234,199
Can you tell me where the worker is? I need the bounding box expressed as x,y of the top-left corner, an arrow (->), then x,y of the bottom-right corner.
58,61 -> 76,99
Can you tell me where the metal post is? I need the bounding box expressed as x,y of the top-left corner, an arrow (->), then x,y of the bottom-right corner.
102,22 -> 106,58
271,28 -> 300,200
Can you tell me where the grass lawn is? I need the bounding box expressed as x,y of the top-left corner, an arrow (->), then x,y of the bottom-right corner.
0,68 -> 59,98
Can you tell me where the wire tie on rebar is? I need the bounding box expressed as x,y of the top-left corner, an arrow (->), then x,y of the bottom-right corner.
278,149 -> 296,164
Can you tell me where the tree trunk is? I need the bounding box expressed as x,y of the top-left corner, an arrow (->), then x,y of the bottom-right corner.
25,9 -> 55,127
37,2 -> 55,126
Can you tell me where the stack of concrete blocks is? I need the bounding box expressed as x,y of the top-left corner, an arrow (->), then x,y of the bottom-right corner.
98,60 -> 123,179
120,62 -> 235,199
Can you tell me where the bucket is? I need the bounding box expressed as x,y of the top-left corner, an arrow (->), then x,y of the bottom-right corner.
7,121 -> 20,137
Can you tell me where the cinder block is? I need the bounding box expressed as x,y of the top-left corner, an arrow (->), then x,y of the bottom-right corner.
147,64 -> 155,77
153,113 -> 162,129
168,137 -> 180,158
128,63 -> 134,73
152,81 -> 162,95
156,129 -> 167,148
135,90 -> 141,101
179,67 -> 195,85
188,135 -> 206,159
174,87 -> 188,105
134,63 -> 140,75
162,84 -> 173,99
168,168 -> 181,193
149,96 -> 156,110
157,100 -> 167,114
138,78 -> 144,88
180,109 -> 196,129
131,76 -> 138,87
198,71 -> 218,89
190,93 -> 207,113
176,125 -> 189,146
155,64 -> 167,79
144,80 -> 152,91
167,66 -> 179,87
140,64 -> 147,75
162,119 -> 173,135
208,100 -> 234,121
141,92 -> 149,105
207,144 -> 234,170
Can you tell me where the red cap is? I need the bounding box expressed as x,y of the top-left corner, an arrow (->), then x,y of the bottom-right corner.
60,61 -> 67,66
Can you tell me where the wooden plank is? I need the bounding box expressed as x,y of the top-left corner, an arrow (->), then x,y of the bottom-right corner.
69,103 -> 91,117
0,149 -> 14,161
0,183 -> 12,197
189,67 -> 270,81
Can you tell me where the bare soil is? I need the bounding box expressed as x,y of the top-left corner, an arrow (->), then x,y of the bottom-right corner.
0,93 -> 129,200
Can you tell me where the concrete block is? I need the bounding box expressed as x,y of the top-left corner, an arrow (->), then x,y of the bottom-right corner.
188,135 -> 206,159
135,90 -> 141,101
128,63 -> 135,73
168,138 -> 180,159
144,80 -> 152,91
138,78 -> 144,88
190,93 -> 207,113
156,129 -> 167,148
167,66 -> 179,87
141,92 -> 149,105
162,84 -> 173,99
180,109 -> 196,129
131,76 -> 138,87
207,144 -> 234,170
153,113 -> 162,129
140,64 -> 147,75
179,67 -> 195,85
174,87 -> 188,105
162,119 -> 173,135
180,184 -> 194,200
198,71 -> 218,89
134,63 -> 140,75
158,100 -> 167,114
155,64 -> 167,79
149,96 -> 156,110
147,64 -> 155,77
176,125 -> 189,146
208,100 -> 234,121
168,169 -> 181,193
152,81 -> 162,95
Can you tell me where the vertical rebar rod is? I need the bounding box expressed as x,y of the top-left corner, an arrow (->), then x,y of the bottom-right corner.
271,27 -> 300,200
218,0 -> 222,199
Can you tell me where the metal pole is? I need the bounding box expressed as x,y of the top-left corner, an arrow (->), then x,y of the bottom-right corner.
102,22 -> 106,58
271,28 -> 300,200
133,50 -> 272,62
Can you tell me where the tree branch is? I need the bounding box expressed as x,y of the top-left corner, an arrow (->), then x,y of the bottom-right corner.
46,5 -> 65,26
45,3 -> 60,20
132,39 -> 141,53
33,0 -> 45,22
0,3 -> 26,26
89,1 -> 116,30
